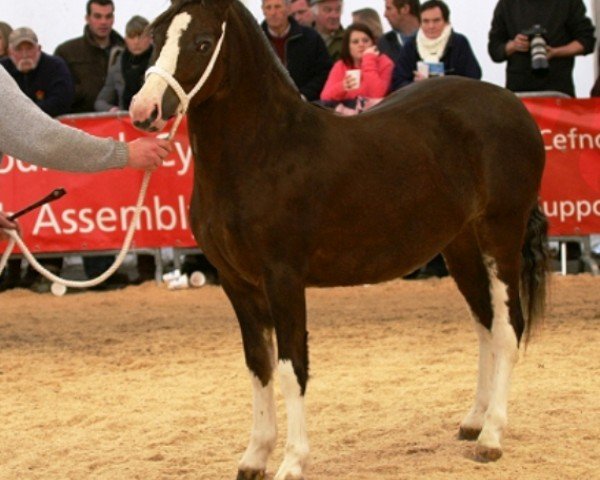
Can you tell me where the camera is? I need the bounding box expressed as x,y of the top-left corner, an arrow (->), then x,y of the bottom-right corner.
522,24 -> 549,74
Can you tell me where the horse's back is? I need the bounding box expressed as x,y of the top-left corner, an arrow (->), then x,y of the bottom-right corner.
329,77 -> 545,211
291,77 -> 545,285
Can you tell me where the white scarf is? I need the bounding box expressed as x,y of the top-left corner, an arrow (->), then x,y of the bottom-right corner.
416,24 -> 452,62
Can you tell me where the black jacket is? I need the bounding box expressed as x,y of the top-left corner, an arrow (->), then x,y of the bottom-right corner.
488,0 -> 596,97
261,17 -> 332,101
1,52 -> 74,117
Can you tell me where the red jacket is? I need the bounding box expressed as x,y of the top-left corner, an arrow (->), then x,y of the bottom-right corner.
320,52 -> 394,102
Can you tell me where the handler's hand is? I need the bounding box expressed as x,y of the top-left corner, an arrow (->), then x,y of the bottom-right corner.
0,211 -> 18,241
126,137 -> 172,171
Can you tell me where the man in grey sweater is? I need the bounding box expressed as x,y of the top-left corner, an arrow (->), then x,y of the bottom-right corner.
0,66 -> 171,238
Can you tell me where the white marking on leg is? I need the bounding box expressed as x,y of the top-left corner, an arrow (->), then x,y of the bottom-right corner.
238,373 -> 277,473
477,257 -> 519,455
461,321 -> 493,434
130,12 -> 191,126
275,360 -> 309,480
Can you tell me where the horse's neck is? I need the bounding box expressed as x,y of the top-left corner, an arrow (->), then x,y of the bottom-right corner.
200,2 -> 302,129
188,1 -> 308,183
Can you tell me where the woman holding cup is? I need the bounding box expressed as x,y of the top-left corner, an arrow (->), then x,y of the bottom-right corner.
320,23 -> 394,111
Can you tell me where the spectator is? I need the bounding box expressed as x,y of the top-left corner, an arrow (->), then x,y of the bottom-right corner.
1,27 -> 76,292
1,27 -> 74,118
352,8 -> 384,42
0,21 -> 12,58
320,23 -> 394,110
378,0 -> 420,64
55,0 -> 125,284
55,0 -> 124,113
95,16 -> 153,112
290,0 -> 315,27
261,0 -> 332,102
488,0 -> 596,97
0,67 -> 170,288
391,0 -> 481,90
311,0 -> 344,61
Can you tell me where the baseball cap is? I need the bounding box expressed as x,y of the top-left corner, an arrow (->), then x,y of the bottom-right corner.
8,27 -> 38,48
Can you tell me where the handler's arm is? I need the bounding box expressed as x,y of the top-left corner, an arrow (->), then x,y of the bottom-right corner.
0,67 -> 127,172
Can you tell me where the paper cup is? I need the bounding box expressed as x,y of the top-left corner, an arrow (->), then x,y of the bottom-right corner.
162,269 -> 181,283
346,69 -> 361,87
168,274 -> 189,290
189,271 -> 207,288
51,282 -> 67,297
417,61 -> 429,78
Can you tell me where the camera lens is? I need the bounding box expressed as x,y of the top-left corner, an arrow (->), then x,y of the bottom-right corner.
530,34 -> 549,72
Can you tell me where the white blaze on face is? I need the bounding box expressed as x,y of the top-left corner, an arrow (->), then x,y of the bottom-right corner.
130,12 -> 192,126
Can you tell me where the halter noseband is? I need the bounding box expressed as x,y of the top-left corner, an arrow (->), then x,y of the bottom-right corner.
144,21 -> 227,127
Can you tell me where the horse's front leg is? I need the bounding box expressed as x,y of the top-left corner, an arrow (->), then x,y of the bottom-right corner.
265,270 -> 309,480
221,278 -> 278,480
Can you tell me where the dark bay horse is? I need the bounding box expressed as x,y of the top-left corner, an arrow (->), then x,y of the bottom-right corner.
130,1 -> 549,478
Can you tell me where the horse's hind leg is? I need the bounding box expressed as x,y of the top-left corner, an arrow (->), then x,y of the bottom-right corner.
221,278 -> 277,480
473,216 -> 526,461
444,221 -> 523,461
443,229 -> 494,441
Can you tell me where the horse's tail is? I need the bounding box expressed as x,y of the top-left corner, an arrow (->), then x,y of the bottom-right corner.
520,204 -> 550,344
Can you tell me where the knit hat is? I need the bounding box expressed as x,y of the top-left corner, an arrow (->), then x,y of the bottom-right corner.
8,27 -> 38,48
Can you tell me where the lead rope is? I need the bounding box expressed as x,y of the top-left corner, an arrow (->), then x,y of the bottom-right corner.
0,22 -> 227,291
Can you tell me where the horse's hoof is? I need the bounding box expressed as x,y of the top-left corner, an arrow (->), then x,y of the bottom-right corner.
458,426 -> 481,441
274,474 -> 303,480
237,469 -> 266,480
475,444 -> 503,462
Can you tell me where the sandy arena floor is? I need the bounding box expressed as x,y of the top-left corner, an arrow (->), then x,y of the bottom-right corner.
1,274 -> 599,479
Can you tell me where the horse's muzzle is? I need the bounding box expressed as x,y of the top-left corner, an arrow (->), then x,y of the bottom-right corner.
132,105 -> 160,132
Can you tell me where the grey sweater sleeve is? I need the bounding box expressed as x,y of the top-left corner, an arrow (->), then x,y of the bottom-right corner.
0,67 -> 128,172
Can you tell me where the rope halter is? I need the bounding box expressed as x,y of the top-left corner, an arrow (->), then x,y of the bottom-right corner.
145,21 -> 227,134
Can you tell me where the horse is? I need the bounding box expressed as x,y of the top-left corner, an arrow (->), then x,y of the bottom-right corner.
130,1 -> 549,478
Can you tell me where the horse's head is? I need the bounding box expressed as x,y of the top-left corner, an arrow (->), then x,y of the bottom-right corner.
130,0 -> 232,132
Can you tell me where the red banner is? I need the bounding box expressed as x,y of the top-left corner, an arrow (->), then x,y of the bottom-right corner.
523,98 -> 600,236
1,100 -> 599,254
0,114 -> 196,253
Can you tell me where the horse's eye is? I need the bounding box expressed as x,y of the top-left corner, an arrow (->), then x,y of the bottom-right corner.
195,39 -> 212,53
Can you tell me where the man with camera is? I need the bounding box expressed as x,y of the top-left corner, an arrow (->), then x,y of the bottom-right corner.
487,0 -> 595,97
